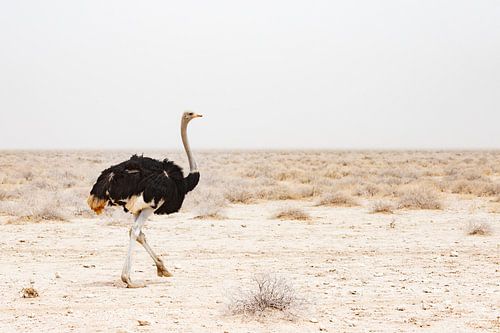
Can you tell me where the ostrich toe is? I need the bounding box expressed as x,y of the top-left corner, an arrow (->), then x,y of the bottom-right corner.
157,265 -> 173,277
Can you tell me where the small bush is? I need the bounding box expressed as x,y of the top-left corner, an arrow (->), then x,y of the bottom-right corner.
353,183 -> 381,197
0,201 -> 18,215
257,185 -> 316,201
10,205 -> 69,224
228,274 -> 300,315
273,208 -> 311,221
450,180 -> 499,197
0,190 -> 16,201
397,187 -> 442,210
316,192 -> 358,207
3,192 -> 69,223
225,189 -> 254,204
192,191 -> 227,220
370,200 -> 394,214
466,221 -> 492,236
32,206 -> 69,221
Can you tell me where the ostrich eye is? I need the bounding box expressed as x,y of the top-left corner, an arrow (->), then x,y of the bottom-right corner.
188,112 -> 193,116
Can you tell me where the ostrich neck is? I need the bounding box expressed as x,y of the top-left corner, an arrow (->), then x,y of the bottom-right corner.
181,119 -> 197,173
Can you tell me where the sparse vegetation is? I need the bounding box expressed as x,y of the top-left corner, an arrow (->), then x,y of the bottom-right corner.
225,188 -> 254,204
466,220 -> 492,236
316,192 -> 358,207
273,207 -> 311,221
0,150 -> 499,331
228,274 -> 300,315
397,187 -> 442,210
0,189 -> 15,201
0,151 -> 499,222
370,200 -> 394,214
191,191 -> 227,220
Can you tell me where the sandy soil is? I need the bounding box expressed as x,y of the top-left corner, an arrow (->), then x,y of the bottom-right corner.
0,198 -> 498,333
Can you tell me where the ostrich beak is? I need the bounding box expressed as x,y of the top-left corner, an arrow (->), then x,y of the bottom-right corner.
194,114 -> 203,118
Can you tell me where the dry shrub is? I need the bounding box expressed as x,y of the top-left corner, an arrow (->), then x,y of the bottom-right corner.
0,201 -> 18,216
256,186 -> 292,201
228,274 -> 300,315
353,183 -> 381,197
462,170 -> 486,181
225,188 -> 254,204
370,200 -> 394,214
449,180 -> 500,196
59,188 -> 95,218
192,191 -> 227,220
466,221 -> 492,236
397,187 -> 442,210
316,192 -> 358,207
274,169 -> 301,181
273,207 -> 311,221
293,185 -> 318,199
257,185 -> 317,201
11,206 -> 69,223
323,168 -> 341,179
30,205 -> 68,221
0,190 -> 16,201
3,191 -> 69,223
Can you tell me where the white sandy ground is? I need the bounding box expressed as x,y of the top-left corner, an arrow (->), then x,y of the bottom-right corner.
0,199 -> 498,333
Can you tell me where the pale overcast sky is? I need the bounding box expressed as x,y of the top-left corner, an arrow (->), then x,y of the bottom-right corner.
0,1 -> 498,149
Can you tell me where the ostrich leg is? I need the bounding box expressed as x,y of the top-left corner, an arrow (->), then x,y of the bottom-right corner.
121,208 -> 153,288
136,232 -> 172,277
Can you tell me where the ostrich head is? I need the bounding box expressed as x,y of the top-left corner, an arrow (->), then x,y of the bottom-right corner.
182,111 -> 203,122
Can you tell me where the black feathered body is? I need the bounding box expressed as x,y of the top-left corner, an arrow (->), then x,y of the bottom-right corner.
88,155 -> 200,215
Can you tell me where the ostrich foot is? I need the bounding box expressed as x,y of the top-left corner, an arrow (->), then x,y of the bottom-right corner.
121,275 -> 146,288
157,265 -> 173,277
126,281 -> 146,288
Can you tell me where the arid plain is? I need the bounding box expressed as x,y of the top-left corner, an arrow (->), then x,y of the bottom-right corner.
0,150 -> 498,332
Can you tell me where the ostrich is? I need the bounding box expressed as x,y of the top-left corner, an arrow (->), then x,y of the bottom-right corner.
87,111 -> 202,288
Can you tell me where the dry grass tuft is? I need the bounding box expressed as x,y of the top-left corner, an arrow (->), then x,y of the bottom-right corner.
16,204 -> 68,223
31,205 -> 69,221
225,189 -> 254,204
466,221 -> 492,236
273,207 -> 311,221
316,192 -> 358,207
0,190 -> 16,201
191,191 -> 227,220
370,200 -> 394,214
397,187 -> 442,210
21,287 -> 39,298
228,274 -> 300,315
